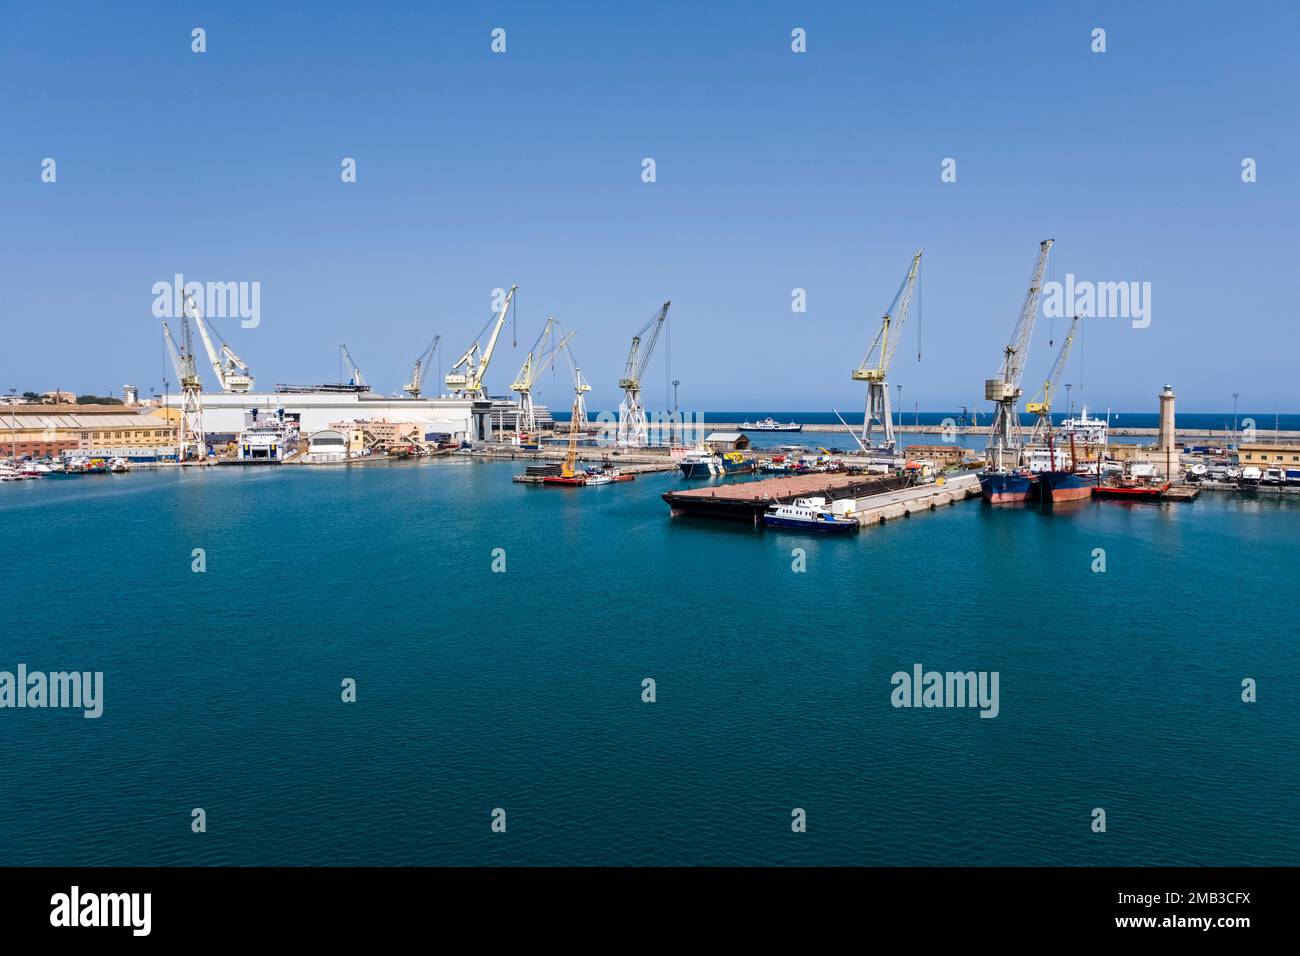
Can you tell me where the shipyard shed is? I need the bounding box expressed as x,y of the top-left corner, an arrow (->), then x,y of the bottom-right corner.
704,431 -> 750,453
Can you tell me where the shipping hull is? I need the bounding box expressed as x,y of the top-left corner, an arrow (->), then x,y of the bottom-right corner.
979,471 -> 1037,504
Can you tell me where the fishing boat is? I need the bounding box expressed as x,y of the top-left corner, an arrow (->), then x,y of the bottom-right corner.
762,497 -> 859,533
739,417 -> 802,432
1092,476 -> 1169,500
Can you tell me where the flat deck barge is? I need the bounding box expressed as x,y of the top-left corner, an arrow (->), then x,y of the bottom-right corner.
662,473 -> 910,523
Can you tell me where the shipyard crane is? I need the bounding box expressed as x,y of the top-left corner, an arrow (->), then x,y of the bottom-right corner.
510,317 -> 574,439
616,300 -> 670,447
445,284 -> 517,399
985,239 -> 1054,470
853,249 -> 922,451
339,345 -> 366,388
161,316 -> 205,461
1025,314 -> 1080,448
558,336 -> 592,433
184,292 -> 254,392
403,334 -> 441,398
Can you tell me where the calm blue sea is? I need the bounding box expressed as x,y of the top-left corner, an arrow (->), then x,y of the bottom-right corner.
1,461 -> 1297,866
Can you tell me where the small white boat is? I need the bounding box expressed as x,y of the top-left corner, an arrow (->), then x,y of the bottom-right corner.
762,497 -> 859,533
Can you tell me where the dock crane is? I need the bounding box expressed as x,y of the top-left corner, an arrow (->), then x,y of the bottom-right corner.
184,291 -> 254,392
162,315 -> 206,461
559,336 -> 592,433
853,249 -> 922,451
985,239 -> 1053,470
510,317 -> 574,439
403,334 -> 440,398
339,345 -> 366,388
1025,314 -> 1080,448
445,284 -> 517,399
616,300 -> 670,447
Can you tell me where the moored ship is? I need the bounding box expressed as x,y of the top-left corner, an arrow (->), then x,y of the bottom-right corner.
762,497 -> 859,533
739,416 -> 802,432
979,469 -> 1038,504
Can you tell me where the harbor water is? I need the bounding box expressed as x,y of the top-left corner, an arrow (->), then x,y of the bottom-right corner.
1,460 -> 1297,865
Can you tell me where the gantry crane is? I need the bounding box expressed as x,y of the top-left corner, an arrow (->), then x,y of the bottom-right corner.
985,239 -> 1053,470
403,334 -> 440,398
184,291 -> 254,392
510,317 -> 574,439
1025,314 -> 1080,448
617,300 -> 670,447
853,249 -> 922,451
162,316 -> 205,461
339,345 -> 366,388
445,285 -> 517,399
559,335 -> 592,433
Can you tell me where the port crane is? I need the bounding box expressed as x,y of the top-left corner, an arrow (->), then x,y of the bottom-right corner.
559,336 -> 592,433
510,317 -> 575,439
617,300 -> 670,447
445,285 -> 516,399
161,315 -> 205,461
339,345 -> 366,388
853,249 -> 923,451
1025,314 -> 1080,449
985,239 -> 1053,470
184,291 -> 254,392
403,334 -> 441,398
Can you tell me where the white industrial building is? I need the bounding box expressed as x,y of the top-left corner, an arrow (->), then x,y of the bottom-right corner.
164,390 -> 492,443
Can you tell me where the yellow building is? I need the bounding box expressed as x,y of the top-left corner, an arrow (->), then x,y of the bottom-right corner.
1239,443 -> 1300,468
1,405 -> 179,460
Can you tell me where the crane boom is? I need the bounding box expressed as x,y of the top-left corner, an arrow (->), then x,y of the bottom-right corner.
404,334 -> 440,398
985,239 -> 1053,469
854,250 -> 923,451
184,291 -> 254,392
340,345 -> 366,387
616,300 -> 671,446
1026,315 -> 1080,446
446,284 -> 517,398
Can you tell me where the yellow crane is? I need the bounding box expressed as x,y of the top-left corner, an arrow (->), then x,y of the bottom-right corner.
1025,314 -> 1080,447
510,317 -> 574,439
853,250 -> 922,452
445,284 -> 517,399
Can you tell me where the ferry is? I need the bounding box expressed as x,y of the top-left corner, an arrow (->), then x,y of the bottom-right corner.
762,497 -> 859,533
739,417 -> 802,432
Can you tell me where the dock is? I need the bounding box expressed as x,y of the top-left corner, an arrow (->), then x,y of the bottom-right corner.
662,471 -> 981,525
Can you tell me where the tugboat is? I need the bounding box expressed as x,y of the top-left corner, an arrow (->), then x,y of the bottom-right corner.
762,497 -> 859,533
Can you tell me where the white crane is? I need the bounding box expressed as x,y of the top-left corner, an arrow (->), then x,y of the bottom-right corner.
985,239 -> 1053,470
510,317 -> 573,439
1025,314 -> 1080,448
339,345 -> 366,388
617,300 -> 670,447
403,334 -> 441,398
161,317 -> 205,461
559,335 -> 592,433
445,285 -> 517,399
853,249 -> 922,451
184,292 -> 254,392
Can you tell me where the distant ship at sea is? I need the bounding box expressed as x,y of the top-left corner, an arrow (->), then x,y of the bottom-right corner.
739,416 -> 802,432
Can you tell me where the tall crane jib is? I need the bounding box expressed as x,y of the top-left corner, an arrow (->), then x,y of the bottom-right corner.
853,249 -> 923,451
560,336 -> 592,433
985,239 -> 1054,471
404,334 -> 440,398
510,317 -> 573,440
616,300 -> 670,447
1025,314 -> 1080,448
445,284 -> 517,399
161,318 -> 205,462
184,292 -> 254,393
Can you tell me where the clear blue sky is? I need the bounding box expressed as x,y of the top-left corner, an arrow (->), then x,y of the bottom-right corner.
3,1 -> 1296,413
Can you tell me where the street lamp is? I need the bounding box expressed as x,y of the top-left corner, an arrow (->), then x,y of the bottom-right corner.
1232,391 -> 1239,445
672,379 -> 680,445
1065,383 -> 1073,418
7,388 -> 17,461
896,384 -> 903,434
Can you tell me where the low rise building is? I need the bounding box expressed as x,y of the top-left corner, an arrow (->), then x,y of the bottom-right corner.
1238,442 -> 1300,469
1,405 -> 179,460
